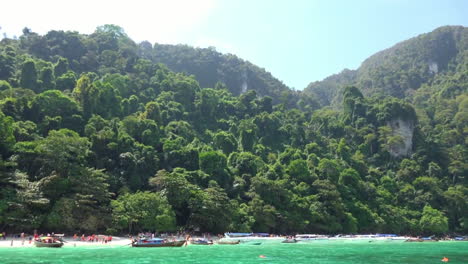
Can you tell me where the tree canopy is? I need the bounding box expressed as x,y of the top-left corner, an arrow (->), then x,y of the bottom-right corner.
0,25 -> 466,235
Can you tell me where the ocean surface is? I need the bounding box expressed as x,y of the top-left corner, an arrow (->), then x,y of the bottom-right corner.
0,241 -> 467,264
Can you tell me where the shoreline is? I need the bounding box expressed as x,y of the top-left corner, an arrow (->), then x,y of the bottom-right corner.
0,237 -> 133,248
0,237 -> 466,248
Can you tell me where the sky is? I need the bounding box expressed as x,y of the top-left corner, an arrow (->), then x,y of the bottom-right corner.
1,0 -> 467,89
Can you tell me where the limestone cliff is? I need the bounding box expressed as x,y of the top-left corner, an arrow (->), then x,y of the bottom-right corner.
387,118 -> 415,157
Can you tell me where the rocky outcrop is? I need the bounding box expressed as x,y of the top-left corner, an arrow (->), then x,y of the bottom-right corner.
387,118 -> 415,157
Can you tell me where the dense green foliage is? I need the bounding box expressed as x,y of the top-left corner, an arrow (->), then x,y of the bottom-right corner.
0,25 -> 466,235
150,44 -> 288,99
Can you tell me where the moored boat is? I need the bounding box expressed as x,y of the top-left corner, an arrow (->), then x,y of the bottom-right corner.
190,238 -> 213,245
405,237 -> 439,242
224,232 -> 254,238
132,238 -> 186,247
217,240 -> 240,245
421,237 -> 439,242
282,238 -> 298,243
34,237 -> 64,248
221,233 -> 283,244
295,234 -> 329,242
405,238 -> 424,242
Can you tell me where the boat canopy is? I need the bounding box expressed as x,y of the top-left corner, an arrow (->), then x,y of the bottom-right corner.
296,234 -> 319,237
225,233 -> 253,237
142,238 -> 164,241
376,234 -> 397,237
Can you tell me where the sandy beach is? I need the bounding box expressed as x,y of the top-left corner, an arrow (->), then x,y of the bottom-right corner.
0,237 -> 133,248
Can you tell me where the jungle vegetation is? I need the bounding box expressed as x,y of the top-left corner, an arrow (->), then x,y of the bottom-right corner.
0,25 -> 466,235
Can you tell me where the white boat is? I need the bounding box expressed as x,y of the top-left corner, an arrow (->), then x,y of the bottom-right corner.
387,236 -> 411,242
295,234 -> 329,242
220,233 -> 284,244
328,234 -> 408,242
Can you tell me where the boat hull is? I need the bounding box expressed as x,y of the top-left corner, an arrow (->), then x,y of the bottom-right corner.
191,240 -> 213,245
220,237 -> 283,244
132,240 -> 186,247
296,238 -> 329,242
217,240 -> 240,245
34,241 -> 64,248
405,239 -> 439,242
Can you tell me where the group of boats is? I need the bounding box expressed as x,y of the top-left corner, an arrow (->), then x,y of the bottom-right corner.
131,238 -> 187,247
218,233 -> 453,244
32,233 -> 467,248
131,237 -> 240,247
132,233 -> 450,247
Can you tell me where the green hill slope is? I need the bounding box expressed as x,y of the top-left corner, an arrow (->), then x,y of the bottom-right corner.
148,43 -> 291,99
305,26 -> 468,106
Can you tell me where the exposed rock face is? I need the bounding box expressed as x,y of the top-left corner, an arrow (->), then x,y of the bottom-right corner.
387,118 -> 415,157
429,62 -> 439,74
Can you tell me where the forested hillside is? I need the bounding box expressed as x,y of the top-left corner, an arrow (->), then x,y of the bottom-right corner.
305,26 -> 468,107
148,44 -> 290,99
0,25 -> 466,235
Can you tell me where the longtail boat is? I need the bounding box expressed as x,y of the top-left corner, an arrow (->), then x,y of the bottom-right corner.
221,233 -> 283,243
217,240 -> 240,245
190,238 -> 213,245
282,238 -> 298,243
132,238 -> 186,247
34,236 -> 64,248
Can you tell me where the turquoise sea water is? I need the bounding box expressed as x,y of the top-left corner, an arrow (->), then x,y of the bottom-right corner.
0,241 -> 467,264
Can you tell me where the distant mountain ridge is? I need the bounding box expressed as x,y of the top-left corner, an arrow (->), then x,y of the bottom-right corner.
4,26 -> 294,105
139,42 -> 292,101
305,26 -> 468,106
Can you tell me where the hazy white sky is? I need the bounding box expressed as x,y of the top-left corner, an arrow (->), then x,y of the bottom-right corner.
1,0 -> 467,89
0,0 -> 216,43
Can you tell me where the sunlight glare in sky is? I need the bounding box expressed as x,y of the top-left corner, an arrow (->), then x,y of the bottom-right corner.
0,0 -> 216,44
1,0 -> 467,89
